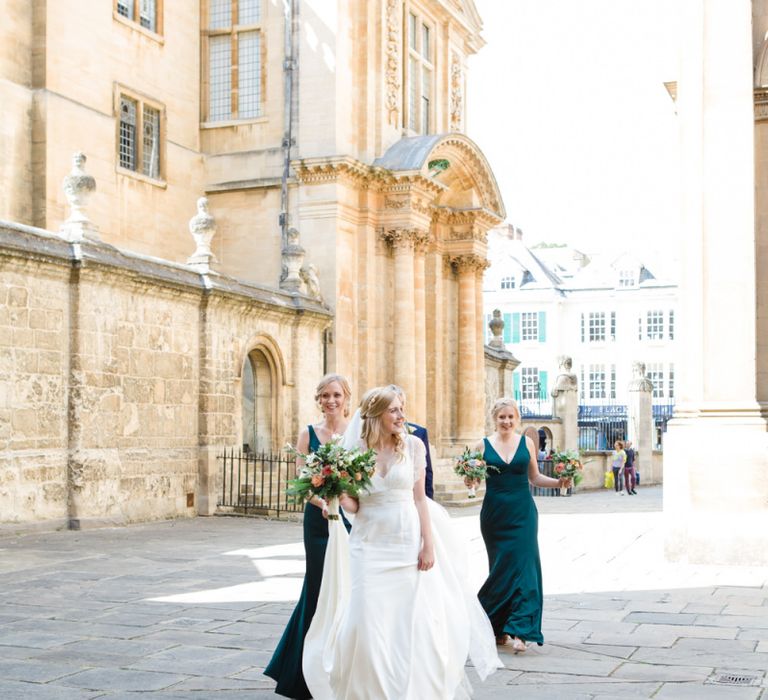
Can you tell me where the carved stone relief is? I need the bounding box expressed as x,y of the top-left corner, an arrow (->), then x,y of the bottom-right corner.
450,53 -> 464,132
385,0 -> 401,126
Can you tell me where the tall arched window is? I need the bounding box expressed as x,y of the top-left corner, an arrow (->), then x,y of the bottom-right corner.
242,349 -> 273,452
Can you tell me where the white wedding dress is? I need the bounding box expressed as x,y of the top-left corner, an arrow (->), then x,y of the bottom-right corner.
303,434 -> 500,700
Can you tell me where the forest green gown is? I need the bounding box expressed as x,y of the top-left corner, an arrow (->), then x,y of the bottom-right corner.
264,426 -> 350,698
478,436 -> 544,645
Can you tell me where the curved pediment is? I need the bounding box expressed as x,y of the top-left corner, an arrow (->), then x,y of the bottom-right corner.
373,133 -> 506,221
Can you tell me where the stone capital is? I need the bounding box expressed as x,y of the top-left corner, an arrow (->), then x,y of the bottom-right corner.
451,253 -> 490,274
755,87 -> 768,121
380,227 -> 428,251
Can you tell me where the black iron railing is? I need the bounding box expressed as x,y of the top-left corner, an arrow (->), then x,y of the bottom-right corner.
530,459 -> 572,497
217,448 -> 303,517
577,403 -> 627,451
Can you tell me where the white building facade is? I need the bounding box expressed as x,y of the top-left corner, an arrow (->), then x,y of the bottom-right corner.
484,226 -> 679,446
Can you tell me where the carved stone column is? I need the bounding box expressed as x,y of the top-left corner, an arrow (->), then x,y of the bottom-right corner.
412,232 -> 430,425
664,0 -> 768,565
474,263 -> 489,425
551,355 -> 579,452
452,254 -> 487,440
627,362 -> 654,479
382,229 -> 418,408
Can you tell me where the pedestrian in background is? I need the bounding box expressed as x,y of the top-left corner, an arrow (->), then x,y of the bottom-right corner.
611,440 -> 627,495
624,440 -> 637,495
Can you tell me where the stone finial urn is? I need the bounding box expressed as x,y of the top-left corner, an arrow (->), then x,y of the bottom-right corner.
629,361 -> 654,392
280,227 -> 306,293
488,309 -> 505,349
187,197 -> 218,273
60,152 -> 100,242
552,355 -> 578,395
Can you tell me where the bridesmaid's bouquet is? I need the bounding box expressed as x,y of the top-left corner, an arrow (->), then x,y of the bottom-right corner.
286,436 -> 376,518
550,449 -> 585,487
453,447 -> 492,498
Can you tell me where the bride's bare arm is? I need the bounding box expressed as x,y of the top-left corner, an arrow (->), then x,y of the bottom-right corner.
412,440 -> 434,571
339,493 -> 359,513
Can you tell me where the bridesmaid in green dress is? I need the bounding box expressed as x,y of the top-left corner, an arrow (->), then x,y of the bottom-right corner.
473,397 -> 571,653
265,374 -> 352,699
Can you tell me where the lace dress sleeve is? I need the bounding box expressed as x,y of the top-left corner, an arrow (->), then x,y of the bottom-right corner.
408,434 -> 427,484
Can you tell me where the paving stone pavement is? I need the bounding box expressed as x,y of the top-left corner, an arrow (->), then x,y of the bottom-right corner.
1,485 -> 767,699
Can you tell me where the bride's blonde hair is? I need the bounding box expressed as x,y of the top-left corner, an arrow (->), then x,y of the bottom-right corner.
359,385 -> 405,458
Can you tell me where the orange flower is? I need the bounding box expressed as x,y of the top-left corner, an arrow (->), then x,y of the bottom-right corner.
339,470 -> 349,478
355,472 -> 362,481
311,474 -> 325,487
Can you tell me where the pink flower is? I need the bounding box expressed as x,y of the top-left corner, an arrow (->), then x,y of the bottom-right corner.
311,475 -> 325,487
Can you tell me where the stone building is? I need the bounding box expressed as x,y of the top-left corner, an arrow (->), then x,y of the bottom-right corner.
0,1 -> 505,528
484,225 -> 679,424
663,0 -> 768,565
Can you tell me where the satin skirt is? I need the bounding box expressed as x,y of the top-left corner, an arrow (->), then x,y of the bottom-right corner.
303,492 -> 500,700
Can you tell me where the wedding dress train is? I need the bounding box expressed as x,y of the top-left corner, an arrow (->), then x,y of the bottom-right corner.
303,435 -> 500,700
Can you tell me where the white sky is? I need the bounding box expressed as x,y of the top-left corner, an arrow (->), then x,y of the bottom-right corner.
467,1 -> 682,261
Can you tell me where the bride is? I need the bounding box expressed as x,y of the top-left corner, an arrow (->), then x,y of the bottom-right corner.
302,385 -> 500,699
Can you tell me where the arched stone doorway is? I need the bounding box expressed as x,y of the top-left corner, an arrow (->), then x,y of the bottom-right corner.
241,349 -> 273,453
239,337 -> 285,453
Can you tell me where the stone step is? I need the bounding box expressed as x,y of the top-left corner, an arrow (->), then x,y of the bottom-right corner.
433,479 -> 487,507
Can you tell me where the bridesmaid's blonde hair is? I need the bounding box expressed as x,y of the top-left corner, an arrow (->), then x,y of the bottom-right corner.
315,373 -> 352,417
490,397 -> 521,426
360,386 -> 405,457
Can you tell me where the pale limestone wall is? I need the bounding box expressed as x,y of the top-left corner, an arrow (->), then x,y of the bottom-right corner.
0,1 -> 34,223
0,1 -> 32,86
39,0 -> 206,259
0,83 -> 33,223
207,188 -> 283,288
0,222 -> 330,528
0,252 -> 69,524
1,0 -> 206,255
68,267 -> 201,525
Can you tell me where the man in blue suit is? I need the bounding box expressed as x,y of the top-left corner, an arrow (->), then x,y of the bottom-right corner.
388,385 -> 435,499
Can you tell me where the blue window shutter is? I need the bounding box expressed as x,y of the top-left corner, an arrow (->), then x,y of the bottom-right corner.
538,311 -> 546,342
513,371 -> 521,400
503,313 -> 512,343
539,370 -> 548,398
512,312 -> 521,343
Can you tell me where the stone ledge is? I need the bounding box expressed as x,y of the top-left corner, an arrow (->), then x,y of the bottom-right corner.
0,220 -> 331,320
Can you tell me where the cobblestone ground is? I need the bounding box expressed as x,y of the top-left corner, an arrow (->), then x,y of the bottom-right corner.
1,486 -> 767,699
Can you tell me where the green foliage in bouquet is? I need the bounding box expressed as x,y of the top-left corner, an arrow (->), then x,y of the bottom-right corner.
550,449 -> 587,486
453,447 -> 496,481
286,436 -> 377,505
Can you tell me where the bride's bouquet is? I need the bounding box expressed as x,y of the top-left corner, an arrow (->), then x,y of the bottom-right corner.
550,449 -> 586,487
453,447 -> 494,498
286,436 -> 376,519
